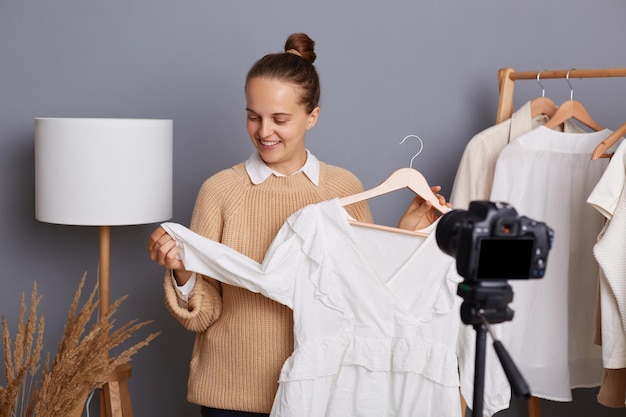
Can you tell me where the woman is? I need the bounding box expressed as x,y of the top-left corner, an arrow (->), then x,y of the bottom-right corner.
148,32 -> 447,417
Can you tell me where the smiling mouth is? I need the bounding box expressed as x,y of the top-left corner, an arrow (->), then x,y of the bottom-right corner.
259,139 -> 280,147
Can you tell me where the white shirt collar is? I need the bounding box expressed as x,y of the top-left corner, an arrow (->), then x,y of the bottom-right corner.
245,149 -> 320,186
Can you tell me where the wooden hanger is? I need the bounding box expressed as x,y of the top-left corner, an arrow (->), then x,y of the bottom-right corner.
530,96 -> 557,119
543,100 -> 604,131
338,167 -> 451,237
544,69 -> 604,131
530,71 -> 557,119
339,167 -> 449,212
592,121 -> 626,160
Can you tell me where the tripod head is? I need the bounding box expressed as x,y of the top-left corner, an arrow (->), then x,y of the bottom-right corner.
457,281 -> 514,327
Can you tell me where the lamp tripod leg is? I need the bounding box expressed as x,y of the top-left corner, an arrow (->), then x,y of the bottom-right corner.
101,364 -> 134,417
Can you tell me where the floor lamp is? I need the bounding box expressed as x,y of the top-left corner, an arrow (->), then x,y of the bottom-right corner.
34,117 -> 173,417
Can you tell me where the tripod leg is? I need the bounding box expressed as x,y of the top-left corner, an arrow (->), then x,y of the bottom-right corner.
472,324 -> 487,417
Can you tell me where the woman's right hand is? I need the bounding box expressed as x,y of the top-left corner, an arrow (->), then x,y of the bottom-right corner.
147,226 -> 193,285
397,185 -> 451,231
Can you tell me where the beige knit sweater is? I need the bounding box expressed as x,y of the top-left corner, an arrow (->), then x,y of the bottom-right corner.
163,161 -> 372,413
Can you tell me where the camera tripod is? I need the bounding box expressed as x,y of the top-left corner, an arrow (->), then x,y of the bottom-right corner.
458,281 -> 530,417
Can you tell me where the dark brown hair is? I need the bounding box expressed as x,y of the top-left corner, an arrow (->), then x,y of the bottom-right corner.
246,33 -> 321,114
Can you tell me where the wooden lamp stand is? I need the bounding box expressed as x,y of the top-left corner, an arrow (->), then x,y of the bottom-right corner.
98,226 -> 134,417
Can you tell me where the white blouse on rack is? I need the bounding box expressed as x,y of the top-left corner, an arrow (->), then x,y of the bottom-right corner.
490,126 -> 610,401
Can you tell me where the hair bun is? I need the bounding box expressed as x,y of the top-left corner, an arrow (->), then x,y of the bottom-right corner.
284,33 -> 316,64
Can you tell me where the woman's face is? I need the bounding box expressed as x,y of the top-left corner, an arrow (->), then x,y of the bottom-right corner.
245,77 -> 319,176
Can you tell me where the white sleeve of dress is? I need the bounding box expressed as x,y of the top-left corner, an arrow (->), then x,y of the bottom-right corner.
161,222 -> 299,308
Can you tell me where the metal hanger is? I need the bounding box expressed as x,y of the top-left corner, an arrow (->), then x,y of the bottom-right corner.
398,134 -> 424,169
530,70 -> 557,118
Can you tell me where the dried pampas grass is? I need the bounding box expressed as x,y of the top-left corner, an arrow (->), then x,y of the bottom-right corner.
0,273 -> 160,417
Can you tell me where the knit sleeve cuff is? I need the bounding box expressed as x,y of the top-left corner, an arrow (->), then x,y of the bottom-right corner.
163,272 -> 222,332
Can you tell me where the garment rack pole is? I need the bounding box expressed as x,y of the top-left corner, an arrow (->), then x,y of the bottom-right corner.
494,65 -> 626,417
496,67 -> 626,123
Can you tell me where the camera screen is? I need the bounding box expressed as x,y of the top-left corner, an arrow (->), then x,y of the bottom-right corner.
476,238 -> 533,279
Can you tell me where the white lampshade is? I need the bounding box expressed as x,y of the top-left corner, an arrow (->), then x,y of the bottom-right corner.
35,118 -> 173,226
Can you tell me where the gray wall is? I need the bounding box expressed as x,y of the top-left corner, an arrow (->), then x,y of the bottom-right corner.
1,1 -> 626,416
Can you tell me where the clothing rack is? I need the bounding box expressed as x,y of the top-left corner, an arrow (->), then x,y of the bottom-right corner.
494,66 -> 626,417
496,67 -> 626,124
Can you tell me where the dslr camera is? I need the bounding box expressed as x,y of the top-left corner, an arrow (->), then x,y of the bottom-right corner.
436,201 -> 553,407
436,201 -> 554,282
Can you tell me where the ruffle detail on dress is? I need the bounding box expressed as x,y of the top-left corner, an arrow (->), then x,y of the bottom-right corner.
279,333 -> 459,388
286,204 -> 347,314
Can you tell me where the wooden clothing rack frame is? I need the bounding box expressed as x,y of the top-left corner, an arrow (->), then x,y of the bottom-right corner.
496,67 -> 626,124
494,66 -> 626,417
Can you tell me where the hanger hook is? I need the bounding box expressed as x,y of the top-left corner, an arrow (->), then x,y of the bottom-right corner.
537,70 -> 547,97
566,68 -> 575,101
399,134 -> 424,169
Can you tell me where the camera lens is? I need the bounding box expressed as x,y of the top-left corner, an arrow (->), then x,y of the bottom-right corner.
435,209 -> 467,257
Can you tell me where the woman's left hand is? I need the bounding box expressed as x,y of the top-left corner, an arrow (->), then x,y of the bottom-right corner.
397,186 -> 451,231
